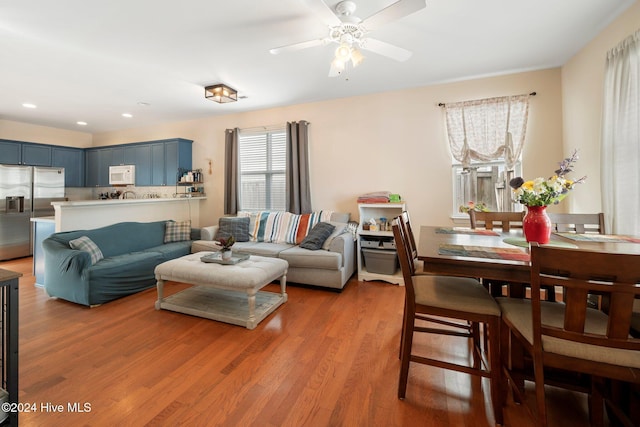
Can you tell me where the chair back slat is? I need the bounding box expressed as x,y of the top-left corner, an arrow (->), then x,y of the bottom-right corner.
530,244 -> 640,352
469,211 -> 524,231
392,217 -> 416,293
608,294 -> 636,339
401,211 -> 418,259
547,213 -> 605,234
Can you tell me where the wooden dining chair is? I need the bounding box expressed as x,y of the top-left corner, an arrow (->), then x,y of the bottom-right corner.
547,212 -> 605,234
498,244 -> 640,427
392,217 -> 504,425
468,210 -> 527,298
469,210 -> 525,231
400,210 -> 428,273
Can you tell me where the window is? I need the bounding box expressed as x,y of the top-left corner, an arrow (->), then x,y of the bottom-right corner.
238,128 -> 286,211
444,93 -> 531,217
452,161 -> 522,218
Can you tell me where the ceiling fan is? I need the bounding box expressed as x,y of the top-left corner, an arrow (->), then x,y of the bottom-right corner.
270,0 -> 426,77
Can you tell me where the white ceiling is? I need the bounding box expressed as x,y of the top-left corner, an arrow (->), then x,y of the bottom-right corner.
0,0 -> 635,134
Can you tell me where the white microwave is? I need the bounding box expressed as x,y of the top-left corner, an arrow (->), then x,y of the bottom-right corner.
109,165 -> 136,185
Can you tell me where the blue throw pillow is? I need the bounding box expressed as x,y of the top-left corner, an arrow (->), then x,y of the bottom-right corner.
300,222 -> 336,250
215,216 -> 250,242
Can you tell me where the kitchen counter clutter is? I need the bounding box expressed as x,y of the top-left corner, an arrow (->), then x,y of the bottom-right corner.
51,197 -> 205,232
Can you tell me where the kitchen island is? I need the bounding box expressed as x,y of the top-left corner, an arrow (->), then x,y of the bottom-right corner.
51,196 -> 206,232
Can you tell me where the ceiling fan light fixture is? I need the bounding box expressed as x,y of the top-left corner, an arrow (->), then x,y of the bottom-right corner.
331,58 -> 346,71
335,43 -> 352,61
350,47 -> 364,67
205,84 -> 238,103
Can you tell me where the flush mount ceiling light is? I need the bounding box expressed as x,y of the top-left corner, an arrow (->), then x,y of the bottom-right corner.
205,84 -> 238,103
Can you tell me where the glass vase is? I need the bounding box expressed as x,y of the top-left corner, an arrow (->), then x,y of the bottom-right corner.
523,205 -> 552,244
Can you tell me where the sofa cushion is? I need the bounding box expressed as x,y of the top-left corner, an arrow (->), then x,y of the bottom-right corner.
279,246 -> 342,270
234,242 -> 294,257
147,241 -> 192,260
86,251 -> 166,304
69,236 -> 104,264
49,221 -> 167,258
215,216 -> 250,242
165,220 -> 191,243
300,222 -> 335,250
322,222 -> 348,250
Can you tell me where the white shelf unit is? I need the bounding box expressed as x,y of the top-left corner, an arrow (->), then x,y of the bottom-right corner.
357,202 -> 406,285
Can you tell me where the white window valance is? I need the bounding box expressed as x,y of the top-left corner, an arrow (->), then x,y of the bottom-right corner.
445,94 -> 531,169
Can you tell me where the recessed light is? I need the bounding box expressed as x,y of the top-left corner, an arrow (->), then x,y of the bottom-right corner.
122,113 -> 133,118
137,102 -> 150,107
77,121 -> 88,126
22,103 -> 37,109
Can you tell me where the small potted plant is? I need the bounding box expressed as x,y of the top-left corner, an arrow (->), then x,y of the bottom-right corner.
217,235 -> 235,260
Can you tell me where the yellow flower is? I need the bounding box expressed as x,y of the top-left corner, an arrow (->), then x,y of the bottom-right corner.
522,181 -> 534,190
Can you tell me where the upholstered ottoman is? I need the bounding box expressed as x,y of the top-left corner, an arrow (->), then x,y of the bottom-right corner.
154,252 -> 288,329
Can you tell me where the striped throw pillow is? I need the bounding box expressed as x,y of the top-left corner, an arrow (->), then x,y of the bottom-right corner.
239,211 -> 334,244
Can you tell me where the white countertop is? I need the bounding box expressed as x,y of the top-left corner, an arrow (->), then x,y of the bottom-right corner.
52,196 -> 206,207
31,216 -> 55,223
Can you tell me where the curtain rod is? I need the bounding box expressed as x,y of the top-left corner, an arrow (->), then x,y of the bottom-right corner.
437,92 -> 537,107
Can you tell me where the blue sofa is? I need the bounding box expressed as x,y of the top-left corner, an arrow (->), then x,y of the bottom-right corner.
42,221 -> 198,306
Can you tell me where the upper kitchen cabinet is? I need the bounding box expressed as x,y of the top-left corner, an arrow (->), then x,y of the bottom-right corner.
165,139 -> 192,185
51,147 -> 85,187
85,149 -> 103,187
0,139 -> 52,166
138,138 -> 192,186
84,138 -> 192,187
85,146 -> 134,186
124,144 -> 152,186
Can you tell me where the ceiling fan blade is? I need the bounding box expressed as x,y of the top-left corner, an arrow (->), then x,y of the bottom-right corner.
300,0 -> 342,27
361,0 -> 426,32
270,38 -> 328,55
359,38 -> 412,62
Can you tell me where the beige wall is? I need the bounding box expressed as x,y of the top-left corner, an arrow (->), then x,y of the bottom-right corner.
3,4 -> 638,231
91,68 -> 563,228
0,119 -> 92,148
561,2 -> 640,214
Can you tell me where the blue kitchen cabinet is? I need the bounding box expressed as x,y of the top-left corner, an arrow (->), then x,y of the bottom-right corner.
150,143 -> 166,185
165,139 -> 192,185
22,143 -> 52,166
108,146 -> 125,167
0,140 -> 22,164
85,149 -> 101,187
0,139 -> 51,166
124,144 -> 152,186
52,146 -> 85,187
84,138 -> 192,187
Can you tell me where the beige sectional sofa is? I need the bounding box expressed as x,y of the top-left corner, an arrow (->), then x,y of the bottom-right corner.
191,212 -> 356,290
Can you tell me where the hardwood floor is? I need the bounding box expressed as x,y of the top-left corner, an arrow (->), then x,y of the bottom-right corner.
1,257 -> 601,426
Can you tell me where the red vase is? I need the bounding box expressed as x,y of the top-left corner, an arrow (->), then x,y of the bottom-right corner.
523,205 -> 552,244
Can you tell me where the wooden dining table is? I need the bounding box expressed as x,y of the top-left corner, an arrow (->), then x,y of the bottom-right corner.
416,225 -> 640,424
417,225 -> 640,283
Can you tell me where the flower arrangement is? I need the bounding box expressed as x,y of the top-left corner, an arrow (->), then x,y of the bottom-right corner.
509,149 -> 586,207
216,236 -> 235,252
459,201 -> 490,214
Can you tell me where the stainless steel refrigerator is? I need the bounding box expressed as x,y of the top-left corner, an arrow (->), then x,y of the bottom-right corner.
0,165 -> 65,260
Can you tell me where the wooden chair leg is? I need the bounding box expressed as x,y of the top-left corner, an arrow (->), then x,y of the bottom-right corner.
399,298 -> 407,360
533,355 -> 548,427
589,376 -> 605,427
488,317 -> 504,426
398,314 -> 415,399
